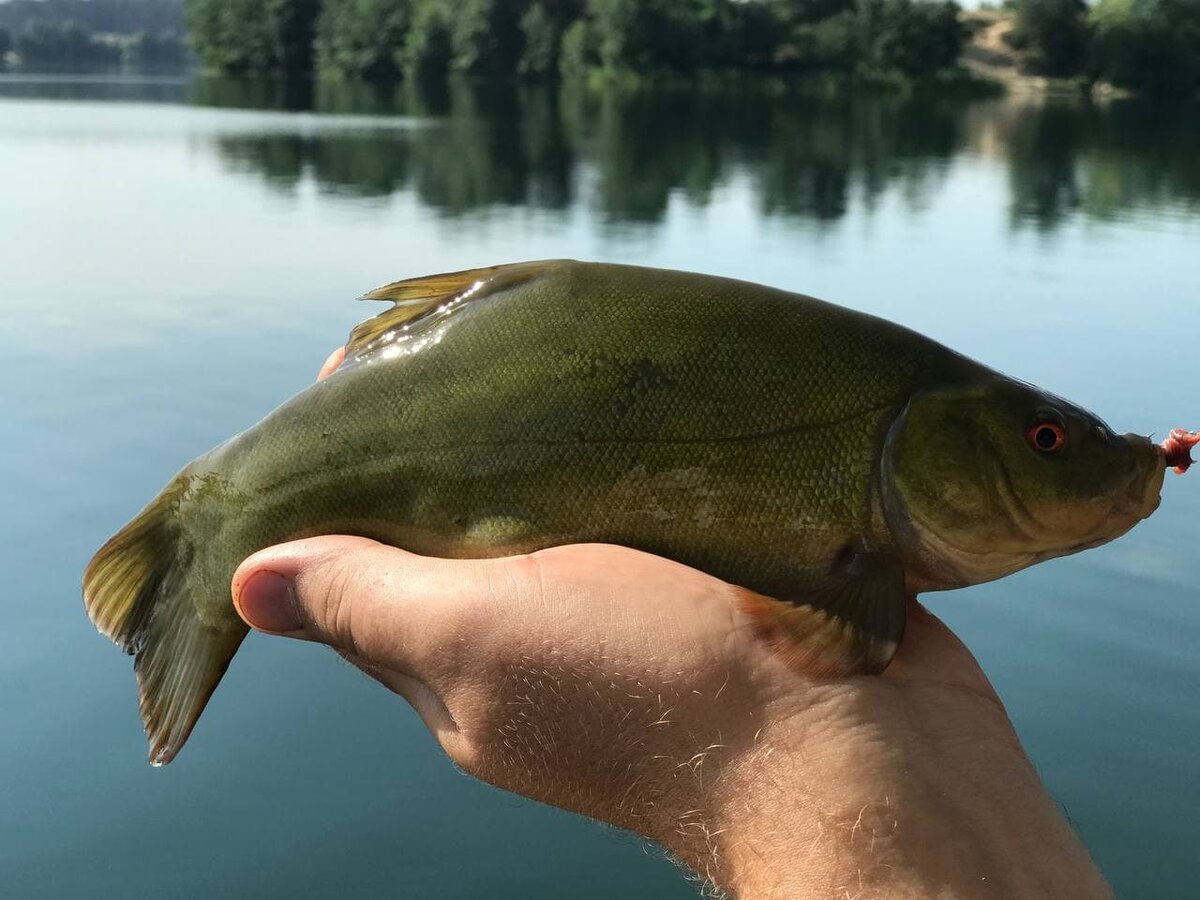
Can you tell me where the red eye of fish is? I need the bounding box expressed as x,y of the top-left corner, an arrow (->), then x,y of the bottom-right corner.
1028,422 -> 1066,453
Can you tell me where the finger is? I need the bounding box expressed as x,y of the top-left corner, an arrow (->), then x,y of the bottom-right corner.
231,535 -> 536,681
317,346 -> 346,381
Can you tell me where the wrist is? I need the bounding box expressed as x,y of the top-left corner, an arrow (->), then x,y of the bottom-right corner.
663,682 -> 1112,899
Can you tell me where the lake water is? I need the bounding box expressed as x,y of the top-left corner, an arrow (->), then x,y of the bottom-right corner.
1,73 -> 1197,898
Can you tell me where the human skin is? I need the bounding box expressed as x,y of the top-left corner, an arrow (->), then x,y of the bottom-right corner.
229,349 -> 1113,899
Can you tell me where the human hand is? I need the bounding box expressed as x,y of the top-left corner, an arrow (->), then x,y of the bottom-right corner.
228,349 -> 1112,899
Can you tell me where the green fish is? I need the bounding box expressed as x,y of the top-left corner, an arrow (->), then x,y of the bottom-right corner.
84,261 -> 1195,765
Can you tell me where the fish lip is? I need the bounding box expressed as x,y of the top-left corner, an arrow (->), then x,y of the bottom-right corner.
1114,434 -> 1166,521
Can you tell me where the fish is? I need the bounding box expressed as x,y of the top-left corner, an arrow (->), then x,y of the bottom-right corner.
83,260 -> 1195,765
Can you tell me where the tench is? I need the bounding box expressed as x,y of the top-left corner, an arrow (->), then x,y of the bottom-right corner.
84,260 -> 1197,765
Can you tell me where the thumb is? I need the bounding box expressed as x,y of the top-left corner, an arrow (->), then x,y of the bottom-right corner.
231,535 -> 497,676
233,535 -> 499,764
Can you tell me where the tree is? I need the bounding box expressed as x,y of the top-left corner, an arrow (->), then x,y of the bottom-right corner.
873,0 -> 964,78
584,0 -> 723,73
1090,0 -> 1200,95
770,0 -> 858,72
315,0 -> 411,78
520,0 -> 584,76
185,0 -> 319,73
1010,0 -> 1090,77
446,0 -> 524,74
403,0 -> 453,80
557,17 -> 596,75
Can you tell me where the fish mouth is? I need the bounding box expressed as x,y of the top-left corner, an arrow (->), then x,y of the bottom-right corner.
1112,435 -> 1166,522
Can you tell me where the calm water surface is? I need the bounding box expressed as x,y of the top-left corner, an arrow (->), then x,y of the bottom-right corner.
1,74 -> 1197,898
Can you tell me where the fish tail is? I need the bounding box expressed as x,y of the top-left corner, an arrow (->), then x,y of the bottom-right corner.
83,476 -> 245,766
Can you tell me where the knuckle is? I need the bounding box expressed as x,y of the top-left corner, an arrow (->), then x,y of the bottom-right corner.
307,554 -> 366,650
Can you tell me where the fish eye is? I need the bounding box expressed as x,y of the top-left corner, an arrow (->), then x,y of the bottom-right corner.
1027,421 -> 1066,454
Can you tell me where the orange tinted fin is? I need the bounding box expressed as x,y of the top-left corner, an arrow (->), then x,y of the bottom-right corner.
736,556 -> 907,677
347,260 -> 566,361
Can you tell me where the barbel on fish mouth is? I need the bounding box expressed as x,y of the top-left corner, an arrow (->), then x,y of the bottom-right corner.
83,260 -> 1195,765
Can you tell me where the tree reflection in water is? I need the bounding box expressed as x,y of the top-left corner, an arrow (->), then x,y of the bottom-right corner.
203,76 -> 1200,231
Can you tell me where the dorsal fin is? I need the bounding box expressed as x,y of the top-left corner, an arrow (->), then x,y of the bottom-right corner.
347,260 -> 566,360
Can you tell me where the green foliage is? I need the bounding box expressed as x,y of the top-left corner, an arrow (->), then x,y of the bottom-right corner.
183,0 -> 972,81
558,18 -> 597,76
186,0 -> 278,72
315,0 -> 410,78
1090,0 -> 1200,96
447,0 -> 523,74
873,1 -> 964,78
520,0 -> 584,76
186,0 -> 319,73
402,0 -> 452,80
1010,0 -> 1091,77
8,0 -> 1195,95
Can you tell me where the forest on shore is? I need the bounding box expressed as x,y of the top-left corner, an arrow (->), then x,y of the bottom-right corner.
0,0 -> 1196,97
184,0 -> 967,85
184,0 -> 1200,95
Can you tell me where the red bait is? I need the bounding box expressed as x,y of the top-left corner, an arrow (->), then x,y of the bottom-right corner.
1162,429 -> 1200,475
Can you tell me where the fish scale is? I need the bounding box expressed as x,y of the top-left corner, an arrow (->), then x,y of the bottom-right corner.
83,260 -> 1182,764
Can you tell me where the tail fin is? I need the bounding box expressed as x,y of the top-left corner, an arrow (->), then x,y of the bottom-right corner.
83,479 -> 246,765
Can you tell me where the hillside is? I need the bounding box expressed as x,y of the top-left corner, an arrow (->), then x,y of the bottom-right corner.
0,0 -> 185,35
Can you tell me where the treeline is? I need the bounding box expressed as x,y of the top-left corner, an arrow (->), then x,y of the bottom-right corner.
1011,0 -> 1200,95
0,0 -> 185,35
0,0 -> 188,70
186,0 -> 968,82
0,21 -> 189,69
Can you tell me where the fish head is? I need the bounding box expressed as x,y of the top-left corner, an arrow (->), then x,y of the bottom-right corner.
882,377 -> 1165,591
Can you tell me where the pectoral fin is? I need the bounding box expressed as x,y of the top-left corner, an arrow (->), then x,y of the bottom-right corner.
737,555 -> 907,677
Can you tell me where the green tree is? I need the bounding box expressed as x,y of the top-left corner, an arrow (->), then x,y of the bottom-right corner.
872,0 -> 964,78
770,0 -> 858,72
186,0 -> 319,73
1010,0 -> 1090,77
584,0 -> 726,73
557,17 -> 596,75
447,0 -> 524,74
403,0 -> 452,80
315,0 -> 411,78
520,0 -> 584,76
1090,0 -> 1200,95
271,0 -> 321,71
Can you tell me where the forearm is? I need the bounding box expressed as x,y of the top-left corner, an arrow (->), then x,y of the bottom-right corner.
662,688 -> 1112,900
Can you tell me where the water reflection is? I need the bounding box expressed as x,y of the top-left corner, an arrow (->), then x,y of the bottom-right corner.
2,71 -> 1195,230
189,77 -> 1200,230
